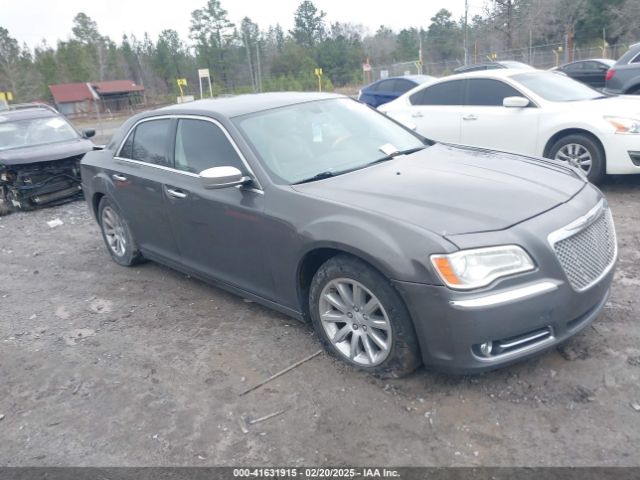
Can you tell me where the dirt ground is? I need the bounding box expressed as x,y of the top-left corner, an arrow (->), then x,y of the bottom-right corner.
0,177 -> 639,467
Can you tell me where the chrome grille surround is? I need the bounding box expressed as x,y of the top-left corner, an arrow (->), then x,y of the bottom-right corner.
548,199 -> 617,291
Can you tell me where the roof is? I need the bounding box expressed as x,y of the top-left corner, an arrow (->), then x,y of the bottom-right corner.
0,107 -> 58,122
448,68 -> 543,80
93,80 -> 144,94
159,92 -> 345,118
49,80 -> 143,103
48,83 -> 97,104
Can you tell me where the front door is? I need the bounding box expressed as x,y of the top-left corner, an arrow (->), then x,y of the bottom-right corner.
460,78 -> 540,155
162,117 -> 272,299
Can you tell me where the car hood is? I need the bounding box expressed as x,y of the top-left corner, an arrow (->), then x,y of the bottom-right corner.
566,95 -> 640,116
292,143 -> 586,236
0,138 -> 94,166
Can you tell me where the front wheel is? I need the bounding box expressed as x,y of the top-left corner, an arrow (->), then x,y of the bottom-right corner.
309,255 -> 421,377
548,134 -> 605,184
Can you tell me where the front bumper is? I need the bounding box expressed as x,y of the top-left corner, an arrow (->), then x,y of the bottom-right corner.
601,132 -> 640,174
393,185 -> 616,374
394,270 -> 612,374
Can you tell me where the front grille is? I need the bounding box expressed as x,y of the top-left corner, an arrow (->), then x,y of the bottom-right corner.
553,208 -> 616,291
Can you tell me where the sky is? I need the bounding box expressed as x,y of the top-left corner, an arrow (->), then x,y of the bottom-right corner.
1,0 -> 487,49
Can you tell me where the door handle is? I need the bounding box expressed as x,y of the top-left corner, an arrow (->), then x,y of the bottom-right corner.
411,112 -> 424,118
166,188 -> 187,199
463,114 -> 478,121
112,174 -> 127,182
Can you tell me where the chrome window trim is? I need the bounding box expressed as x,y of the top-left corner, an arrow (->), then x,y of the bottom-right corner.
547,198 -> 618,292
115,114 -> 263,191
450,281 -> 558,309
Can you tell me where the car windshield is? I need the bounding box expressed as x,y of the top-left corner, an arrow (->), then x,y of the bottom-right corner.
513,72 -> 603,101
233,98 -> 426,184
0,115 -> 79,151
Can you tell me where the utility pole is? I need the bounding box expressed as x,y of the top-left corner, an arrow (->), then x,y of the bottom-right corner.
418,33 -> 424,74
464,0 -> 469,65
256,40 -> 262,93
243,34 -> 256,92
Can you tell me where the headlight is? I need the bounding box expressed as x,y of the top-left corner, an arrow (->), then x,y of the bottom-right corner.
431,245 -> 535,290
604,116 -> 640,134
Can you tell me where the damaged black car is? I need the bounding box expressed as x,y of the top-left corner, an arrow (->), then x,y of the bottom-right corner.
0,104 -> 95,213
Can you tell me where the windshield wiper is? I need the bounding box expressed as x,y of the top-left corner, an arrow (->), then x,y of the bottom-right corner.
294,171 -> 337,184
293,146 -> 427,185
368,145 -> 427,165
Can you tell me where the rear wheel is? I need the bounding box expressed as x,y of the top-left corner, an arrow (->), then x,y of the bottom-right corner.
98,197 -> 143,266
309,255 -> 421,377
548,133 -> 605,184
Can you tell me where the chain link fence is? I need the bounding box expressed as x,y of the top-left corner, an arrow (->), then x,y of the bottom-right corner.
369,43 -> 630,80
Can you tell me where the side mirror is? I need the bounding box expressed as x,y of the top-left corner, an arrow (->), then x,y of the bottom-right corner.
82,128 -> 96,138
199,166 -> 251,189
503,96 -> 530,108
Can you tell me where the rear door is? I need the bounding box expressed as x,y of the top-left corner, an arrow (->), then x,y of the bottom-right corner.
404,79 -> 464,143
162,117 -> 272,298
459,78 -> 539,155
574,61 -> 608,88
110,118 -> 181,263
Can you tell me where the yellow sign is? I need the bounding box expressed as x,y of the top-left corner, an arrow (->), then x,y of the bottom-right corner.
314,68 -> 323,77
177,78 -> 187,86
0,92 -> 12,102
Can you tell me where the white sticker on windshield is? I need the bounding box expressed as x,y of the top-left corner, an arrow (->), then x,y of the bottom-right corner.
378,143 -> 398,155
312,123 -> 322,143
46,118 -> 66,128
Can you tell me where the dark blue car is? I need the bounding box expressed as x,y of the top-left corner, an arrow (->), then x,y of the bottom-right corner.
357,75 -> 435,107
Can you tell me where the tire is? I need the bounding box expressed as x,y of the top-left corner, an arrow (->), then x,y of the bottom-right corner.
309,255 -> 421,377
98,197 -> 143,266
548,133 -> 605,184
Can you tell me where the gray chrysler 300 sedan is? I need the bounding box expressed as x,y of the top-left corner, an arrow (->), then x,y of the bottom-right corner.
81,93 -> 617,377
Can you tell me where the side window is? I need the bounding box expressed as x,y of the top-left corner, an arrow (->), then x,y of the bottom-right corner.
631,53 -> 640,64
131,119 -> 171,166
394,79 -> 414,94
376,80 -> 395,92
563,62 -> 582,72
410,80 -> 464,106
465,79 -> 523,106
174,119 -> 244,174
119,129 -> 134,158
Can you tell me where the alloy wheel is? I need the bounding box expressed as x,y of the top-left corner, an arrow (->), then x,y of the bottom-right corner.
318,278 -> 392,366
554,143 -> 593,174
101,206 -> 127,257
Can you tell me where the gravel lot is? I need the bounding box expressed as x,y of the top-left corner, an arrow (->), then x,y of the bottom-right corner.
0,177 -> 639,467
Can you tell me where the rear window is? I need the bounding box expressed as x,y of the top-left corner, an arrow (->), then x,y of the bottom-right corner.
410,80 -> 464,106
128,119 -> 172,166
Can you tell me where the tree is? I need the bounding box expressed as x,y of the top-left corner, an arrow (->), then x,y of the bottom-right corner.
427,9 -> 462,62
290,1 -> 326,48
189,0 -> 236,84
0,27 -> 21,94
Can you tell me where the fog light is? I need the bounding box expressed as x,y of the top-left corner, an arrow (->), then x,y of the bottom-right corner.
479,341 -> 494,357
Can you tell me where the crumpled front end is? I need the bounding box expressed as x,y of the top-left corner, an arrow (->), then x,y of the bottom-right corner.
0,155 -> 84,213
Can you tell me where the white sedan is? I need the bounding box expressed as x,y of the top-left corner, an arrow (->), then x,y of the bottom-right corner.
379,69 -> 640,183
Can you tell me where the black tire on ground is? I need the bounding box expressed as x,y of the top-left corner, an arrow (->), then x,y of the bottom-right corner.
309,254 -> 421,377
97,197 -> 143,266
548,133 -> 606,184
